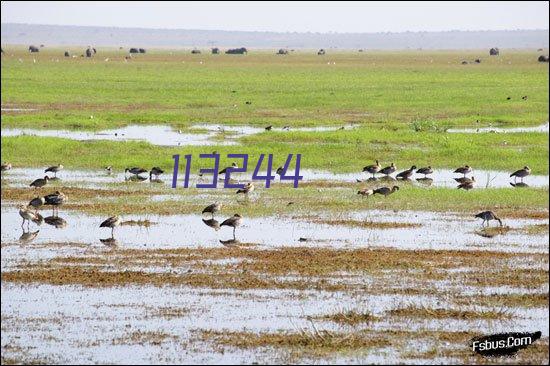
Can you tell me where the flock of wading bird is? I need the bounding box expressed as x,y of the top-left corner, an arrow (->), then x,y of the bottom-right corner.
1,160 -> 534,243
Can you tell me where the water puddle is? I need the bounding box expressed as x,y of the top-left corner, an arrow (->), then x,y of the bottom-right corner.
1,123 -> 358,147
448,122 -> 549,134
3,167 -> 547,190
1,207 -> 547,256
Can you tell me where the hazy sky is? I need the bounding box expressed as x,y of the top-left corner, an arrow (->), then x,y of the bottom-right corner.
1,1 -> 548,33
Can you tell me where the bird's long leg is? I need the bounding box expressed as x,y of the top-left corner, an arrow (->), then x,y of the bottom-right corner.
21,218 -> 25,229
111,227 -> 114,238
233,226 -> 236,240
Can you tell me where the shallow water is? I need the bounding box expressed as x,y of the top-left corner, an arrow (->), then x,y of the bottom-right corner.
448,122 -> 549,134
1,123 -> 358,147
1,206 -> 547,256
3,166 -> 548,189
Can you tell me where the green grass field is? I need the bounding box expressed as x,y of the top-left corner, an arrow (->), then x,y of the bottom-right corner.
1,48 -> 549,174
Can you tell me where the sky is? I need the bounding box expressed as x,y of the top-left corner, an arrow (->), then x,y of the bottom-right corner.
1,1 -> 548,33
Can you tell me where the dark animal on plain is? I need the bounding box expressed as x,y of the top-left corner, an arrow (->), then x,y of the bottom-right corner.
30,176 -> 50,189
461,61 -> 468,65
265,125 -> 272,131
29,45 -> 39,53
277,49 -> 289,55
396,165 -> 417,180
538,55 -> 549,62
220,214 -> 243,238
510,166 -> 531,183
475,211 -> 502,227
211,47 -> 220,54
474,59 -> 481,63
506,96 -> 511,100
85,48 -> 93,57
522,95 -> 528,100
64,51 -> 70,57
191,49 -> 201,54
489,47 -> 499,56
129,48 -> 139,53
202,203 -> 222,218
225,47 -> 247,55
373,186 -> 400,197
139,48 -> 146,54
318,49 -> 326,55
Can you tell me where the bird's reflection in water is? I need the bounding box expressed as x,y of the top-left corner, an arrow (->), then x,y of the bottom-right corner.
100,237 -> 118,247
510,182 -> 529,188
396,177 -> 412,183
219,239 -> 241,247
379,176 -> 397,182
202,218 -> 220,231
19,229 -> 39,243
44,216 -> 68,229
366,177 -> 379,182
48,177 -> 61,182
416,177 -> 434,186
125,175 -> 148,182
149,178 -> 164,184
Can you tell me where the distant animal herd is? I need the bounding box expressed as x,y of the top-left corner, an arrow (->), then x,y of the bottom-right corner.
0,45 -> 542,62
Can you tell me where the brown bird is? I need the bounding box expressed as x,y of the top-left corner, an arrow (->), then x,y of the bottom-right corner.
454,165 -> 472,178
457,180 -> 475,190
475,211 -> 502,227
357,188 -> 374,198
373,186 -> 400,197
30,176 -> 50,189
100,216 -> 122,237
362,160 -> 381,178
1,162 -> 12,172
18,205 -> 43,229
416,166 -> 433,178
396,165 -> 416,180
510,166 -> 531,183
379,163 -> 396,176
221,214 -> 243,239
236,182 -> 254,195
202,203 -> 222,218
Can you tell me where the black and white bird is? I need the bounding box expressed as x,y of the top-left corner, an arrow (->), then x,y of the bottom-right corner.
29,196 -> 45,211
475,211 -> 503,227
221,214 -> 243,239
1,162 -> 12,172
219,162 -> 238,175
45,164 -> 63,178
357,188 -> 374,198
150,167 -> 164,179
510,166 -> 531,183
100,216 -> 122,237
379,163 -> 396,177
236,182 -> 254,195
44,191 -> 66,215
362,160 -> 381,178
454,165 -> 472,178
125,167 -> 148,176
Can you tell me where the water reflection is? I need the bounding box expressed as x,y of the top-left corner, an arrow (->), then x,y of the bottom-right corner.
510,182 -> 530,188
416,177 -> 434,186
19,229 -> 39,243
219,239 -> 241,247
202,218 -> 220,231
125,175 -> 148,182
99,237 -> 118,246
44,216 -> 68,229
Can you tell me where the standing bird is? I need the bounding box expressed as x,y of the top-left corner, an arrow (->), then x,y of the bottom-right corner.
379,163 -> 396,177
221,214 -> 243,239
416,166 -> 433,178
45,164 -> 63,178
28,196 -> 45,211
265,125 -> 273,131
105,166 -> 113,174
202,203 -> 222,218
1,162 -> 12,172
276,166 -> 284,176
44,191 -> 66,215
454,165 -> 472,178
357,188 -> 374,198
219,162 -> 238,175
30,176 -> 50,189
100,216 -> 122,237
236,182 -> 254,195
373,186 -> 400,197
475,211 -> 503,227
362,160 -> 381,178
18,205 -> 43,229
150,167 -> 164,179
510,166 -> 531,183
125,167 -> 148,176
396,165 -> 416,180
